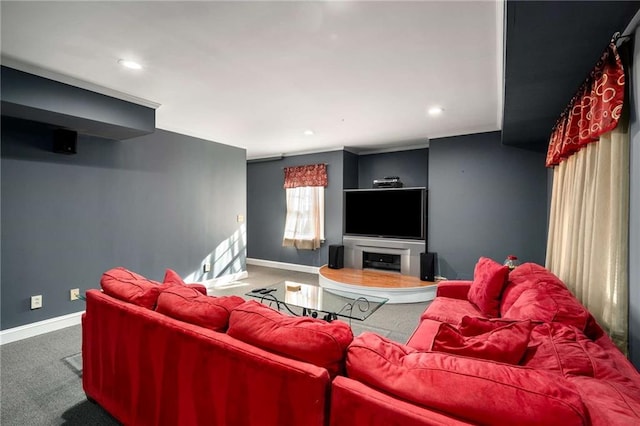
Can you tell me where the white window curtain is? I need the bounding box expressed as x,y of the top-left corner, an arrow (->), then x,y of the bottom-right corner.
282,186 -> 325,250
546,117 -> 629,352
282,163 -> 327,250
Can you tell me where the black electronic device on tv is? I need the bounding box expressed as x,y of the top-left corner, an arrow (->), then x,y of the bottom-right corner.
343,187 -> 426,240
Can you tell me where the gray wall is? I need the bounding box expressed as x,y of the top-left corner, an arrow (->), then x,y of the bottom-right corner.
247,140 -> 547,277
358,148 -> 428,189
428,131 -> 547,279
1,117 -> 246,329
343,151 -> 359,189
629,32 -> 640,369
246,148 -> 429,267
247,151 -> 345,266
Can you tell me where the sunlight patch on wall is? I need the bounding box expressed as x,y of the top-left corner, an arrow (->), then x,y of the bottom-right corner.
184,224 -> 247,283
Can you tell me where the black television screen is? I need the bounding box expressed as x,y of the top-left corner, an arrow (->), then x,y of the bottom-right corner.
343,188 -> 426,240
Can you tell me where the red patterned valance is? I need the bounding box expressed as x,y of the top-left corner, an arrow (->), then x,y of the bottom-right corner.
283,164 -> 327,188
546,43 -> 625,167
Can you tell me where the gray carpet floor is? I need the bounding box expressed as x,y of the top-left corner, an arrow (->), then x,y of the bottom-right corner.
0,265 -> 430,425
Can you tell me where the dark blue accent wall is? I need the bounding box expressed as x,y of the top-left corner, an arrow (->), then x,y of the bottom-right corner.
358,148 -> 428,189
247,151 -> 345,266
428,131 -> 547,279
1,117 -> 246,329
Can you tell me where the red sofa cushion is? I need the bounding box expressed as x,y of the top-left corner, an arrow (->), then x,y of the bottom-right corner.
346,332 -> 588,426
467,257 -> 509,317
331,376 -> 476,426
503,285 -> 590,330
499,263 -> 591,331
421,297 -> 484,325
163,268 -> 207,295
564,337 -> 640,425
501,263 -> 568,315
522,323 -> 593,376
432,321 -> 533,365
155,285 -> 244,332
458,315 -> 535,336
227,300 -> 353,376
569,376 -> 640,426
100,267 -> 162,309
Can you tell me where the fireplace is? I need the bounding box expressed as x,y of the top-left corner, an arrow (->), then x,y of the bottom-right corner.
363,251 -> 401,272
342,236 -> 424,277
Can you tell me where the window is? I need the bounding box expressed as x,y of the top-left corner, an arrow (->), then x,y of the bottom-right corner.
282,164 -> 327,250
283,186 -> 325,249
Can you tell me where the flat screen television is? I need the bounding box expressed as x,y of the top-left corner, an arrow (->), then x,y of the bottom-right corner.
343,187 -> 426,240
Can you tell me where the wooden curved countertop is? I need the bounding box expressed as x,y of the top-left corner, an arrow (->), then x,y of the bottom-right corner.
319,266 -> 436,288
318,266 -> 437,304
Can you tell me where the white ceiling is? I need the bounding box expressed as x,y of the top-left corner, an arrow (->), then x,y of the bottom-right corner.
1,1 -> 503,159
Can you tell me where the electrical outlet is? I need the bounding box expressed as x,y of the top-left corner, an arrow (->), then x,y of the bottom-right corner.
70,288 -> 80,301
237,214 -> 245,223
31,295 -> 43,310
203,263 -> 211,273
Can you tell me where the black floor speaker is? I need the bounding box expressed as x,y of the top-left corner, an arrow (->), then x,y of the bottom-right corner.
420,252 -> 436,281
328,245 -> 344,269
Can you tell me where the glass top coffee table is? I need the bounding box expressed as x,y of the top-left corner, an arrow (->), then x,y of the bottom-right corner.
245,281 -> 388,322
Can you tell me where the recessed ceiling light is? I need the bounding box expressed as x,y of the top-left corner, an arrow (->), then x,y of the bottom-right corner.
304,130 -> 314,136
427,106 -> 444,116
118,59 -> 142,70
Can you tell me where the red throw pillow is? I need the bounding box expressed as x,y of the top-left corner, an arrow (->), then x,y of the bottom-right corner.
100,267 -> 162,309
163,268 -> 186,286
162,268 -> 207,295
432,321 -> 533,365
227,300 -> 354,377
156,285 -> 244,332
346,332 -> 588,426
467,257 -> 510,317
458,315 -> 534,336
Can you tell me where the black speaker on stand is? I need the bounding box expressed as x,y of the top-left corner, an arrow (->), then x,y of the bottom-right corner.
420,252 -> 436,281
328,245 -> 344,269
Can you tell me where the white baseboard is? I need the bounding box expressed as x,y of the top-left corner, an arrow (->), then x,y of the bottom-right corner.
0,311 -> 84,345
0,265 -> 310,345
246,258 -> 320,274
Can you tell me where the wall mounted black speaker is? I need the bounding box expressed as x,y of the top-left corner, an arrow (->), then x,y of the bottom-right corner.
53,129 -> 77,154
420,252 -> 436,281
328,245 -> 344,269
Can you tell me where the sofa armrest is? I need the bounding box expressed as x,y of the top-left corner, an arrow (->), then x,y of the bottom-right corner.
436,280 -> 472,299
346,333 -> 588,426
330,376 -> 474,426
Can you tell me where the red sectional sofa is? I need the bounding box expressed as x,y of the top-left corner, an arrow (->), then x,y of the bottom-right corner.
82,267 -> 353,426
330,260 -> 640,426
83,262 -> 640,425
